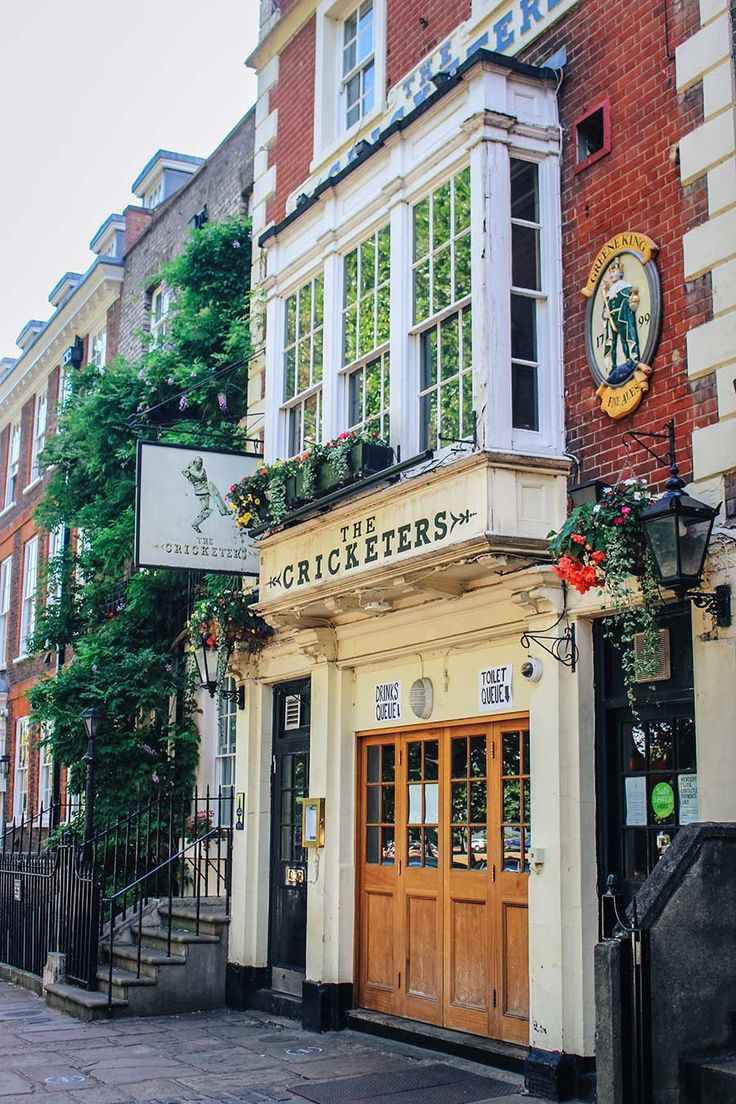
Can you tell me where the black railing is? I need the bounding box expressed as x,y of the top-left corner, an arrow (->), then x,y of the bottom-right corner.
0,843 -> 99,988
0,787 -> 233,1004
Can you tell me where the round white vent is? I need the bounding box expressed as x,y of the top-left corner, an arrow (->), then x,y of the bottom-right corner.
410,677 -> 433,720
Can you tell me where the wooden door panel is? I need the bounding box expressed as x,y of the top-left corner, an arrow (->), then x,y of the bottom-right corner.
449,897 -> 488,1011
364,889 -> 395,991
405,892 -> 440,1001
501,900 -> 529,1022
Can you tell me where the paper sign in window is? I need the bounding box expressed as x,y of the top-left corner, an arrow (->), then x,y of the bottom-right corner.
625,776 -> 647,826
678,774 -> 698,825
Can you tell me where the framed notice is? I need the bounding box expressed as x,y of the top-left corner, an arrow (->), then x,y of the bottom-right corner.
135,441 -> 261,576
478,666 -> 513,713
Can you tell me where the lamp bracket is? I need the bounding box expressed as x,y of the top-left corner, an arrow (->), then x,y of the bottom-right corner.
221,685 -> 245,710
688,584 -> 731,628
622,419 -> 681,483
520,622 -> 577,672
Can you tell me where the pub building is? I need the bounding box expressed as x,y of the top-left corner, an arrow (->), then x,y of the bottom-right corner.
226,0 -> 736,1097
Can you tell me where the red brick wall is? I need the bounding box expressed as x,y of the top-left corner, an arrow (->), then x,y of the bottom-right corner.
520,0 -> 716,490
386,0 -> 470,90
267,15 -> 317,225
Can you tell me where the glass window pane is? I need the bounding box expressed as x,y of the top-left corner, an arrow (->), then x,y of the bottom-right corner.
422,391 -> 437,452
366,825 -> 379,864
424,827 -> 439,867
454,166 -> 471,233
358,299 -> 375,357
367,785 -> 379,823
470,828 -> 487,869
382,785 -> 395,823
512,224 -> 540,291
452,781 -> 467,822
344,305 -> 358,365
425,782 -> 439,824
408,741 -> 422,780
363,63 -> 375,113
313,275 -> 324,326
408,783 -> 422,824
510,159 -> 539,222
676,718 -> 696,770
440,315 -> 459,380
523,778 -> 531,824
297,339 -> 311,392
377,226 -> 390,280
462,371 -> 474,439
455,232 -> 471,299
381,827 -> 395,865
381,743 -> 395,782
414,258 -> 430,323
512,363 -> 539,432
470,736 -> 485,777
648,721 -> 673,770
503,732 -> 520,776
345,249 -> 358,304
286,296 -> 297,343
503,780 -> 520,824
367,744 -> 379,783
451,737 -> 467,779
440,379 -> 460,443
349,366 -> 364,427
511,293 -> 537,362
523,731 -> 530,773
312,329 -> 323,383
408,826 -> 422,865
414,198 -> 430,260
462,306 -> 473,369
624,829 -> 647,880
452,827 -> 468,869
284,348 -> 296,400
421,328 -> 437,389
434,245 -> 452,312
424,740 -> 439,780
360,236 -> 376,295
470,780 -> 487,822
433,181 -> 452,247
376,284 -> 390,344
503,827 -> 521,871
299,283 -> 312,332
624,723 -> 646,771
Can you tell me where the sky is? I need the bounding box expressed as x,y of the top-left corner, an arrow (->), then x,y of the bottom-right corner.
0,0 -> 259,356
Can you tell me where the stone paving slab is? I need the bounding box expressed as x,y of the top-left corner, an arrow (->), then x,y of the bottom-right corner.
0,978 -> 537,1104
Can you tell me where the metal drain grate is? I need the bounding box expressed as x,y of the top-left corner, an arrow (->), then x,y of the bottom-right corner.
290,1062 -> 519,1103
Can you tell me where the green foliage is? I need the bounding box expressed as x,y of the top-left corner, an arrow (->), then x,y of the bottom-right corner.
29,216 -> 254,823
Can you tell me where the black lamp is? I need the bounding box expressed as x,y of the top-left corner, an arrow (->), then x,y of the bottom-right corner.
81,706 -> 104,862
624,420 -> 731,627
569,479 -> 610,508
191,636 -> 245,709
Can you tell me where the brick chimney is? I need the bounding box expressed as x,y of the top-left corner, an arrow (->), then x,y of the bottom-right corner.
123,205 -> 153,253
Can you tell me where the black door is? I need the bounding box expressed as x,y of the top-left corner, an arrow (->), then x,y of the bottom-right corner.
270,679 -> 310,992
595,606 -> 697,930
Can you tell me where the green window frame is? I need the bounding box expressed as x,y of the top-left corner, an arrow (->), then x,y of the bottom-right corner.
283,274 -> 324,455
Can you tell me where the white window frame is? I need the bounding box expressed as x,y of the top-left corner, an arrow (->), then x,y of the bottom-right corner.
341,1 -> 375,131
38,729 -> 53,818
340,224 -> 391,436
29,389 -> 48,484
19,536 -> 39,657
150,285 -> 172,343
4,422 -> 21,508
215,679 -> 237,825
146,180 -> 164,209
47,525 -> 65,606
13,717 -> 30,823
88,325 -> 107,369
282,274 -> 325,457
313,0 -> 386,163
0,556 -> 11,669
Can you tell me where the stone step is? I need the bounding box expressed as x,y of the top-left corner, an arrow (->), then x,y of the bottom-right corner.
157,901 -> 230,937
684,1053 -> 736,1104
45,981 -> 128,1022
133,923 -> 221,957
101,941 -> 187,980
95,965 -> 157,1000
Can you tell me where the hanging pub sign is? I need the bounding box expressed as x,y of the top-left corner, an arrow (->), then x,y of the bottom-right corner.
135,441 -> 261,576
582,232 -> 662,420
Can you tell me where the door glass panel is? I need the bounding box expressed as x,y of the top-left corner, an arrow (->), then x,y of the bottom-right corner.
424,740 -> 439,780
648,721 -> 673,769
501,730 -> 531,873
408,741 -> 422,780
450,733 -> 487,870
677,718 -> 696,770
366,741 -> 395,865
624,723 -> 646,771
408,784 -> 422,824
408,826 -> 422,864
424,827 -> 439,867
425,782 -> 439,823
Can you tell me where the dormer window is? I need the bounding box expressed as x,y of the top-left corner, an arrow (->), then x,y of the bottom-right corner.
146,181 -> 165,209
342,1 -> 374,129
89,326 -> 107,369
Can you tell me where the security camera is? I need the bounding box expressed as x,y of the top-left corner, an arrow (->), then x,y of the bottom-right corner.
520,658 -> 543,682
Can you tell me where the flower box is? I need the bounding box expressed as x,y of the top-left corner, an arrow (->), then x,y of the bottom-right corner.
316,442 -> 393,495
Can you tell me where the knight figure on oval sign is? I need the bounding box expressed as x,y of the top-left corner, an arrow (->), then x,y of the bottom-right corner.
582,232 -> 662,420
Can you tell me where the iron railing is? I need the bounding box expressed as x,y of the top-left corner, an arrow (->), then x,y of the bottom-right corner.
0,787 -> 233,1003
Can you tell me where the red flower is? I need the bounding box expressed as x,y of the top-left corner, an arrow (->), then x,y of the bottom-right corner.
571,533 -> 586,545
591,550 -> 606,564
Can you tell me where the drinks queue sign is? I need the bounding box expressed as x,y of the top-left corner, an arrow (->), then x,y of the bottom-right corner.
135,441 -> 261,576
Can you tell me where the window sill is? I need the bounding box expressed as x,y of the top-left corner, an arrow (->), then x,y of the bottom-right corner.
13,654 -> 35,665
0,503 -> 15,519
22,476 -> 43,495
308,101 -> 386,184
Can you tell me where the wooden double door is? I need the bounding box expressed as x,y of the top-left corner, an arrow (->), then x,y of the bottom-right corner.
357,721 -> 530,1044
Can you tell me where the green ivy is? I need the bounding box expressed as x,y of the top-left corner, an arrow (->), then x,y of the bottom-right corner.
29,216 -> 254,825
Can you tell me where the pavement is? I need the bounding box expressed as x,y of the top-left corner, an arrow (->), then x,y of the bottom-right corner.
0,978 -> 526,1103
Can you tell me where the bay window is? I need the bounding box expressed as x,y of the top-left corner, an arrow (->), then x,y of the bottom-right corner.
343,225 -> 390,435
283,274 -> 324,456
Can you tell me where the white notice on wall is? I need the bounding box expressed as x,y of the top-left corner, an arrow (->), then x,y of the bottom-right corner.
678,774 -> 699,825
625,776 -> 648,826
478,666 -> 513,713
374,681 -> 401,723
